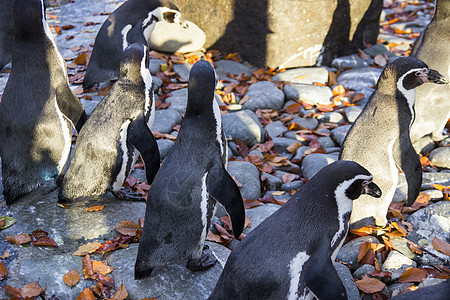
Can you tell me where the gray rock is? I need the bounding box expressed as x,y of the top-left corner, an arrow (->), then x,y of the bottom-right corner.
281,181 -> 303,192
243,81 -> 285,111
413,135 -> 437,155
440,136 -> 450,147
227,161 -> 260,200
261,172 -> 282,190
389,282 -> 415,297
264,121 -> 288,138
407,201 -> 450,244
331,125 -> 351,146
336,236 -> 379,270
422,172 -> 450,188
148,20 -> 206,53
363,44 -> 396,58
272,137 -> 299,154
272,67 -> 329,85
331,54 -> 369,69
326,147 -> 341,154
317,136 -> 336,148
390,237 -> 417,260
244,203 -> 280,233
248,149 -> 264,158
157,139 -> 175,161
214,59 -> 256,81
149,58 -> 166,75
301,153 -> 339,179
283,131 -> 307,142
382,251 -> 416,281
291,116 -> 319,130
334,262 -> 360,300
317,111 -> 344,124
152,109 -> 182,133
429,147 -> 450,169
284,84 -> 332,105
418,277 -> 447,288
173,62 -> 192,81
353,264 -> 376,280
337,67 -> 382,90
343,106 -> 362,123
166,88 -> 188,114
152,75 -> 163,91
274,163 -> 301,175
422,189 -> 444,202
294,146 -> 311,160
222,110 -> 265,147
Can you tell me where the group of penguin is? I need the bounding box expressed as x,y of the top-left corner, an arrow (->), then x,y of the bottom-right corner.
0,0 -> 448,299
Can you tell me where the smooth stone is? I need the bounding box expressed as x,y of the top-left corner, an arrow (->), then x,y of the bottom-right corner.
152,76 -> 163,91
317,111 -> 344,124
413,135 -> 437,155
244,203 -> 281,233
389,282 -> 415,297
382,251 -> 416,281
317,136 -> 336,148
173,62 -> 192,81
222,110 -> 265,147
378,33 -> 414,45
152,109 -> 182,134
440,137 -> 450,147
281,181 -> 303,192
149,58 -> 166,75
422,172 -> 450,188
363,44 -> 397,58
148,20 -> 206,53
422,189 -> 444,202
336,236 -> 380,270
429,147 -> 450,169
284,84 -> 332,105
283,100 -> 300,110
301,153 -> 339,179
157,139 -> 175,161
352,264 -> 376,280
331,125 -> 351,146
265,121 -> 288,138
334,262 -> 360,300
390,237 -> 417,260
261,172 -> 282,190
274,163 -> 301,175
166,88 -> 188,113
291,115 -> 319,130
337,67 -> 382,90
214,59 -> 256,80
283,131 -> 307,143
326,147 -> 341,154
293,146 -> 311,160
248,149 -> 264,158
343,106 -> 362,123
330,54 -> 369,69
243,81 -> 285,111
227,161 -> 261,200
272,137 -> 299,154
272,67 -> 329,85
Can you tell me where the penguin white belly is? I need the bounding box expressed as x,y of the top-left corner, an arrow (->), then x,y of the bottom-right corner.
112,120 -> 132,191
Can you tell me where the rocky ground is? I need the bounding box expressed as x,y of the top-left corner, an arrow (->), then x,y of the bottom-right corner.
0,0 -> 449,299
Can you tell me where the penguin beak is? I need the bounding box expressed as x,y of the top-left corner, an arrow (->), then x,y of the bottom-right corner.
427,69 -> 448,84
362,181 -> 382,198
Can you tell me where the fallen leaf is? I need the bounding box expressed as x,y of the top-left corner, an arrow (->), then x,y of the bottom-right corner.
111,283 -> 128,300
83,254 -> 94,278
4,285 -> 21,297
398,267 -> 427,283
32,237 -> 58,247
61,24 -> 75,30
6,233 -> 31,245
73,242 -> 102,256
0,261 -> 7,280
332,85 -> 345,96
92,260 -> 114,275
93,273 -> 114,288
74,53 -> 88,65
433,237 -> 450,256
374,54 -> 387,67
63,269 -> 80,287
115,220 -> 141,236
0,217 -> 16,229
357,242 -> 372,262
32,229 -> 49,239
282,173 -> 299,184
0,251 -> 11,259
350,226 -> 377,236
355,277 -> 386,293
286,142 -> 301,154
86,205 -> 105,212
76,287 -> 96,300
21,281 -> 45,298
97,84 -> 112,96
286,102 -> 301,114
370,270 -> 392,278
271,191 -> 286,196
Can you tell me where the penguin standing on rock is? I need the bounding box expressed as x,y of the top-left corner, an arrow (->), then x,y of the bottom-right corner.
410,0 -> 450,142
135,60 -> 245,279
209,160 -> 382,300
0,0 -> 87,205
340,57 -> 447,227
58,43 -> 160,202
83,0 -> 188,90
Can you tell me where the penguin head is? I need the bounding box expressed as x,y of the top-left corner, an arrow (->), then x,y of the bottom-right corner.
13,0 -> 47,41
155,1 -> 188,29
185,59 -> 218,116
119,43 -> 151,85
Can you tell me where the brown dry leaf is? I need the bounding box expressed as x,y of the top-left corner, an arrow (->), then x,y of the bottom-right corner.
115,220 -> 141,236
6,233 -> 31,245
111,283 -> 128,300
4,285 -> 21,297
411,193 -> 431,211
76,287 -> 97,300
349,225 -> 377,236
61,24 -> 75,30
355,277 -> 386,293
352,93 -> 365,103
0,261 -> 7,281
370,270 -> 392,278
286,142 -> 301,154
282,173 -> 299,184
357,49 -> 370,60
32,237 -> 58,247
74,53 -> 88,65
357,242 -> 372,262
392,222 -> 408,236
98,84 -> 112,96
398,267 -> 427,283
63,269 -> 80,287
0,251 -> 11,259
92,260 -> 114,275
206,231 -> 224,244
73,242 -> 102,256
32,229 -> 49,239
271,191 -> 285,196
83,254 -> 94,278
433,237 -> 450,256
243,198 -> 262,209
84,205 -> 104,212
21,281 -> 45,298
286,102 -> 301,114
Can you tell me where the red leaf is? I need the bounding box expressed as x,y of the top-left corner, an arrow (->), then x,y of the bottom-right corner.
398,267 -> 427,283
32,237 -> 58,247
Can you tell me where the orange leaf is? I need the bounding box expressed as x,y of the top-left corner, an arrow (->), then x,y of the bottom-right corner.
288,122 -> 300,131
352,93 -> 365,103
111,283 -> 128,300
76,287 -> 97,300
350,225 -> 376,236
315,104 -> 335,112
32,237 -> 58,247
92,260 -> 114,275
21,281 -> 44,298
115,220 -> 141,236
4,285 -> 21,297
411,193 -> 431,210
74,53 -> 88,65
286,142 -> 301,154
392,222 -> 408,236
355,277 -> 386,293
6,233 -> 31,245
0,261 -> 7,281
332,85 -> 345,96
357,242 -> 372,262
82,254 -> 94,278
72,242 -> 102,256
85,205 -> 104,212
398,267 -> 427,283
433,237 -> 450,256
286,102 -> 301,114
63,269 -> 80,287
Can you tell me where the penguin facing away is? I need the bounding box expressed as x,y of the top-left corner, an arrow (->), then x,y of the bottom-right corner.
58,43 -> 160,202
209,160 -> 382,300
410,0 -> 450,142
339,57 -> 447,227
83,0 -> 187,90
134,59 -> 245,279
0,0 -> 87,205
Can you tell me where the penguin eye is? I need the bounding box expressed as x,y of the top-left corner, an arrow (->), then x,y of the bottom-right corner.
163,11 -> 176,23
414,69 -> 427,77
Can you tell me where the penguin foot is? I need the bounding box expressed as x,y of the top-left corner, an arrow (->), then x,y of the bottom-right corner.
186,252 -> 217,272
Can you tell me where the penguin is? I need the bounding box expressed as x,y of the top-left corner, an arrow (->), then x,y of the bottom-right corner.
209,160 -> 382,300
83,0 -> 188,90
339,57 -> 447,227
410,0 -> 450,142
0,0 -> 87,205
58,43 -> 160,202
134,59 -> 245,279
0,0 -> 14,70
391,279 -> 450,300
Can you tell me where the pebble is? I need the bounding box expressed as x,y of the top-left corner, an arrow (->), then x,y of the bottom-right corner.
283,131 -> 307,142
331,125 -> 351,146
317,111 -> 344,124
422,189 -> 444,201
272,67 -> 329,85
336,236 -> 380,270
157,139 -> 174,161
428,147 -> 450,169
173,62 -> 192,81
331,54 -> 369,69
272,137 -> 299,155
244,203 -> 280,233
284,84 -> 333,105
413,135 -> 437,154
407,201 -> 450,244
334,262 -> 360,300
291,115 -> 319,130
382,250 -> 416,281
264,121 -> 288,138
280,181 -> 303,192
343,106 -> 362,123
337,67 -> 382,90
214,59 -> 256,81
166,88 -> 188,113
227,161 -> 261,200
317,136 -> 336,148
152,109 -> 182,134
149,58 -> 166,75
222,110 -> 265,147
363,44 -> 398,58
261,172 -> 282,190
243,81 -> 285,111
352,264 -> 376,280
301,153 -> 339,179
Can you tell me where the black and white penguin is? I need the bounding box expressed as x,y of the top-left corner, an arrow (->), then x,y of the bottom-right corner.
209,160 -> 382,300
58,43 -> 160,202
410,0 -> 450,142
0,0 -> 87,205
0,0 -> 14,70
339,57 -> 447,227
134,59 -> 245,279
83,0 -> 187,90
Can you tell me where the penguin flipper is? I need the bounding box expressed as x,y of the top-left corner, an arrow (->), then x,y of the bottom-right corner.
127,114 -> 160,184
56,89 -> 87,132
126,20 -> 148,47
393,134 -> 422,206
206,157 -> 245,238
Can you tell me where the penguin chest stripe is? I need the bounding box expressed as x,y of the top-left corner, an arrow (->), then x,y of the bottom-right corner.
198,172 -> 210,253
112,120 -> 132,191
287,251 -> 310,300
121,24 -> 133,50
397,68 -> 423,128
212,98 -> 224,155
